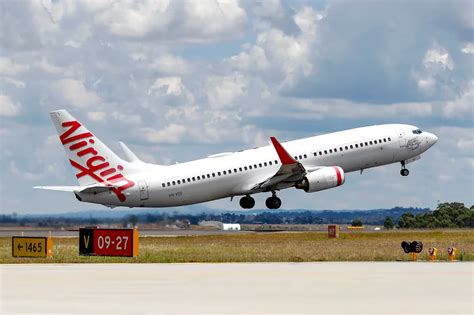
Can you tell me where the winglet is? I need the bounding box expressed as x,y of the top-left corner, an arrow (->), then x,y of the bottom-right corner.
270,137 -> 297,165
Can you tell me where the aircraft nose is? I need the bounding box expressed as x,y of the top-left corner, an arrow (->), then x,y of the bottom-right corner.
427,132 -> 438,146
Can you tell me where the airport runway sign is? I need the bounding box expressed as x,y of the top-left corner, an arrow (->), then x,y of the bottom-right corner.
79,228 -> 138,257
12,236 -> 52,258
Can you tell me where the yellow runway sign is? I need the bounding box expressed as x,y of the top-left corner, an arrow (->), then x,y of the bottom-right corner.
12,237 -> 52,258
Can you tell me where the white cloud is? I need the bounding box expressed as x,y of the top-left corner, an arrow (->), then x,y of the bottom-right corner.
87,111 -> 106,122
0,94 -> 22,117
461,42 -> 474,54
206,74 -> 246,108
293,6 -> 322,35
53,79 -> 101,108
111,111 -> 142,125
423,46 -> 454,71
150,54 -> 192,75
291,98 -> 433,120
442,81 -> 474,119
3,77 -> 26,89
148,77 -> 183,96
142,124 -> 187,144
92,0 -> 246,42
0,57 -> 29,76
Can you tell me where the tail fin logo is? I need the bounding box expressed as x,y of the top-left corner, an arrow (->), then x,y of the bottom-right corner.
60,120 -> 135,202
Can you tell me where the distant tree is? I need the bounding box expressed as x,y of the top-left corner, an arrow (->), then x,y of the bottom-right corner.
129,215 -> 139,227
351,219 -> 363,227
383,216 -> 394,229
398,212 -> 415,228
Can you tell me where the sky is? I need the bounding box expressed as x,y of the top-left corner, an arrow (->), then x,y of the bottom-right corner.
0,0 -> 473,214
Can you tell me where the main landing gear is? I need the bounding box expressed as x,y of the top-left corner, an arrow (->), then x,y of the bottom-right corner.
239,193 -> 282,209
400,161 -> 410,176
239,195 -> 255,209
265,192 -> 282,209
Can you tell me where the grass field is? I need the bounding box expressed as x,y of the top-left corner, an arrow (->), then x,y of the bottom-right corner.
1,230 -> 473,263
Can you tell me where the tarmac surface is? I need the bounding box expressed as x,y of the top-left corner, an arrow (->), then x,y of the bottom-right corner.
1,262 -> 472,314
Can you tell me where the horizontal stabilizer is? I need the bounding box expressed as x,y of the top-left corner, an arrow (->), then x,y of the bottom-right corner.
33,185 -> 115,194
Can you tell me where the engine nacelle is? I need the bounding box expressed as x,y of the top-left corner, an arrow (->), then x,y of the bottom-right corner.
295,166 -> 345,193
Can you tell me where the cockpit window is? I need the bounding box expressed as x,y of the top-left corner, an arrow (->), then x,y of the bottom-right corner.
412,129 -> 422,135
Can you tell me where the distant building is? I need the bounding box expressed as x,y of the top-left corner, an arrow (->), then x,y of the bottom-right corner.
198,221 -> 241,231
222,223 -> 241,231
198,221 -> 223,229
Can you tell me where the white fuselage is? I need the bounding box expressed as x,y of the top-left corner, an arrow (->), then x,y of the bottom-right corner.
77,124 -> 437,208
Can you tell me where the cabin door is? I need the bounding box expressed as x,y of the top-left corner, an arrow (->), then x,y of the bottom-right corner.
138,181 -> 149,200
398,132 -> 406,147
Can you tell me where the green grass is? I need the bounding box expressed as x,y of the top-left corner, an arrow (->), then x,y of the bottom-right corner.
1,230 -> 473,263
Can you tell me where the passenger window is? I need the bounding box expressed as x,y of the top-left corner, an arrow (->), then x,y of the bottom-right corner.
244,166 -> 248,170
197,176 -> 200,180
313,152 -> 317,156
355,144 -> 358,148
172,181 -> 176,185
207,174 -> 210,178
329,149 -> 333,153
345,146 -> 348,150
339,148 -> 342,151
167,182 -> 170,186
254,164 -> 257,168
365,142 -> 368,146
350,145 -> 353,149
298,155 -> 302,159
162,183 -> 165,188
264,162 -> 267,167
269,161 -> 272,166
294,156 -> 298,160
388,137 -> 391,141
324,150 -> 328,154
187,178 -> 191,182
249,166 -> 252,170
223,171 -> 226,175
192,177 -> 196,181
259,163 -> 262,167
383,138 -> 386,142
360,143 -> 363,147
234,168 -> 237,172
334,149 -> 337,153
369,141 -> 373,145
177,180 -> 181,184
374,140 -> 378,144
304,154 -> 307,159
319,151 -> 323,155
275,160 -> 278,164
239,167 -> 243,171
218,172 -> 221,176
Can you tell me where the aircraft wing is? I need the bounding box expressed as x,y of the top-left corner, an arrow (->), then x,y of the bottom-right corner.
33,184 -> 115,194
249,137 -> 308,192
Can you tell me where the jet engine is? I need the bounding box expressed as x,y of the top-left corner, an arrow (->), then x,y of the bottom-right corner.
295,166 -> 345,193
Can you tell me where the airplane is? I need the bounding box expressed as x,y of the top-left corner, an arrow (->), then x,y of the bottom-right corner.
35,110 -> 438,209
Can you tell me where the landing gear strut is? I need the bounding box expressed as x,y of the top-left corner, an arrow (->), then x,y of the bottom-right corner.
239,195 -> 255,209
265,192 -> 282,209
400,161 -> 409,176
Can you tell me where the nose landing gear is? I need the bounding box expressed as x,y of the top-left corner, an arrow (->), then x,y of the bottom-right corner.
400,161 -> 410,176
239,195 -> 255,209
265,192 -> 282,209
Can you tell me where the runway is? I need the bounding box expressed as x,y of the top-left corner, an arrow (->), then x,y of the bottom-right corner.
1,262 -> 472,314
